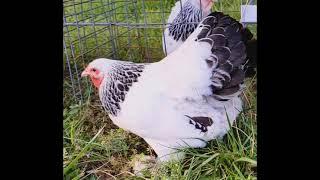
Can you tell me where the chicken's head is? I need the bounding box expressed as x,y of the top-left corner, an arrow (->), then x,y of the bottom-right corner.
81,58 -> 111,89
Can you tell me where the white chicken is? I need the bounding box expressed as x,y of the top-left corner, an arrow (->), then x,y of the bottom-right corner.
82,12 -> 251,162
162,0 -> 214,55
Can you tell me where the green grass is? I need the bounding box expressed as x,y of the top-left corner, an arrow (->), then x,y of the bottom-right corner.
63,0 -> 257,179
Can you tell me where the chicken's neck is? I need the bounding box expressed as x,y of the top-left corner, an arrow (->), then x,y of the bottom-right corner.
99,62 -> 146,116
168,1 -> 208,42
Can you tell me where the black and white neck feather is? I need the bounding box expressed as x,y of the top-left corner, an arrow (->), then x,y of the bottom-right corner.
98,60 -> 146,116
168,1 -> 205,42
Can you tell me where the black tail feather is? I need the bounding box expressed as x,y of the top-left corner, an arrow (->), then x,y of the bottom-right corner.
196,12 -> 256,98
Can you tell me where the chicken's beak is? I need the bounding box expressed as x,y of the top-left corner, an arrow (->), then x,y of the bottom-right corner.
81,69 -> 90,77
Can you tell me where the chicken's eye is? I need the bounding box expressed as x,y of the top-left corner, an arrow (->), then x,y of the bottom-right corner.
92,68 -> 96,72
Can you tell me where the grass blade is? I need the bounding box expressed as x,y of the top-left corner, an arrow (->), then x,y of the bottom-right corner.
235,157 -> 257,167
196,153 -> 220,170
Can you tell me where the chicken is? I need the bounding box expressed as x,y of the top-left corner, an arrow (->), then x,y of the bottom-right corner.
82,12 -> 251,162
163,0 -> 257,77
162,0 -> 214,55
